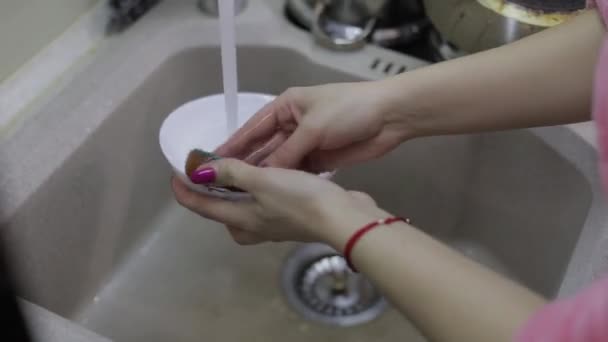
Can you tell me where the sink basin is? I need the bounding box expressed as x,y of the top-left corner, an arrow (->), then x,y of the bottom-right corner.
0,1 -> 605,341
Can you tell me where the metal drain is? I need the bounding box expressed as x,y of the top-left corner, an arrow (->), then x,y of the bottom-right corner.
281,243 -> 387,326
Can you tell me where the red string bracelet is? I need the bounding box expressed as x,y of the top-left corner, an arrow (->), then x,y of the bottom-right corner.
344,217 -> 411,272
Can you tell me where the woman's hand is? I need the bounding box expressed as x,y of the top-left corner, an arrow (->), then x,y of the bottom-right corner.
215,82 -> 413,172
172,159 -> 387,246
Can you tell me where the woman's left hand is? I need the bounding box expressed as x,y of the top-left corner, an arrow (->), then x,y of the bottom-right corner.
172,159 -> 387,246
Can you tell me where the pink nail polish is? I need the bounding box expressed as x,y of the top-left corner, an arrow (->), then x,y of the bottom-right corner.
190,168 -> 216,184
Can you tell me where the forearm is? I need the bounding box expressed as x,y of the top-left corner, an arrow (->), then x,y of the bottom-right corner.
323,214 -> 546,342
380,10 -> 604,138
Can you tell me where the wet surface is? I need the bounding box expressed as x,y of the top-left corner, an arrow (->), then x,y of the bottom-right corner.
77,203 -> 424,342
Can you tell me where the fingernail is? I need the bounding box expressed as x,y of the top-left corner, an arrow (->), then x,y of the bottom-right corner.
190,167 -> 216,184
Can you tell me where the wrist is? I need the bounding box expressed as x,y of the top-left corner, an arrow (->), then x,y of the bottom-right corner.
376,74 -> 436,140
319,206 -> 390,252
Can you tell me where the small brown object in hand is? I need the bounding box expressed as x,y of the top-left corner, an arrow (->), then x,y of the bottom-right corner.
185,149 -> 220,177
185,149 -> 245,193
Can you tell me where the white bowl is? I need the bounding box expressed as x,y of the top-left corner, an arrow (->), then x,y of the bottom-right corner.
159,92 -> 272,199
159,92 -> 333,200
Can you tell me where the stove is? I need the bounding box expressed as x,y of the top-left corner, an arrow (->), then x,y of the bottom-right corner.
284,0 -> 454,62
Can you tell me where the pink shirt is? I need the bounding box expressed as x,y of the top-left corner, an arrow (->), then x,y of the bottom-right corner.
517,277 -> 608,341
517,3 -> 608,341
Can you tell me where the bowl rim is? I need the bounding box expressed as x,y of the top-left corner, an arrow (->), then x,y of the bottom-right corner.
159,92 -> 276,199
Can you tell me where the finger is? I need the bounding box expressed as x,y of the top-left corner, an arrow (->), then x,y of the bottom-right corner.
309,131 -> 402,170
243,131 -> 288,166
172,176 -> 256,227
226,226 -> 268,245
262,125 -> 320,168
215,101 -> 282,159
191,158 -> 267,194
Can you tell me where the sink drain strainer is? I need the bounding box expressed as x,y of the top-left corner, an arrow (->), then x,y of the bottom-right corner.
281,243 -> 387,326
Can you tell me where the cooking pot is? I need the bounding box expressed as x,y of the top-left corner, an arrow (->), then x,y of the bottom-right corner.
423,0 -> 586,53
287,0 -> 426,50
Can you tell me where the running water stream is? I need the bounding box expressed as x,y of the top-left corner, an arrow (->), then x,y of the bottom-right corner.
218,0 -> 239,134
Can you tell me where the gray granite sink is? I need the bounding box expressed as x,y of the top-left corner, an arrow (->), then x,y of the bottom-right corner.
0,0 -> 606,341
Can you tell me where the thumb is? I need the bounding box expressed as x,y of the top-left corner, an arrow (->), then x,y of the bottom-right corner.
190,158 -> 263,192
263,126 -> 319,168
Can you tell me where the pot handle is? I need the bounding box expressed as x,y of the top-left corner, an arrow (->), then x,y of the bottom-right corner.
311,1 -> 376,51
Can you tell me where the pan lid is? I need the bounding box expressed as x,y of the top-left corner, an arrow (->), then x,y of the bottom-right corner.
507,0 -> 585,12
479,0 -> 585,27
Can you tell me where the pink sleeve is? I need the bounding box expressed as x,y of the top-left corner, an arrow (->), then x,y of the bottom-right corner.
517,276 -> 608,342
589,0 -> 608,19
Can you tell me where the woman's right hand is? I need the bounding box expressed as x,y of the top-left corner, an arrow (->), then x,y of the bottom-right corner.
172,158 -> 388,246
215,81 -> 413,171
